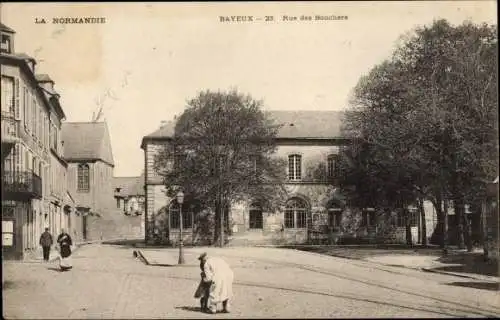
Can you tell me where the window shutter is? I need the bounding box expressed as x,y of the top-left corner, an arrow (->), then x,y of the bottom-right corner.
23,88 -> 28,127
14,78 -> 20,119
14,144 -> 21,174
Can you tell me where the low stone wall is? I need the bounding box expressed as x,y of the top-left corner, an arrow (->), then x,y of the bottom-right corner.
85,214 -> 144,241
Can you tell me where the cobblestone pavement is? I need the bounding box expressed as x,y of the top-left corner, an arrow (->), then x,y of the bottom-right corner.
3,244 -> 499,319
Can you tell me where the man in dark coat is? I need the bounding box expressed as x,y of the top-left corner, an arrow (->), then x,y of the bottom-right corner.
39,227 -> 53,262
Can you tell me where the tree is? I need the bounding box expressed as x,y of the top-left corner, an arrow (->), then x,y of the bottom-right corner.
339,19 -> 498,251
154,89 -> 287,246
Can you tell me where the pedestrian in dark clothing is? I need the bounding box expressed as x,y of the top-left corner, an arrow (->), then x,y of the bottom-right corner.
194,255 -> 211,312
57,229 -> 73,271
39,228 -> 53,262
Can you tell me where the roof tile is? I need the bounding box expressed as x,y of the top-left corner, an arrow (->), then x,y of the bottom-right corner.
62,122 -> 115,165
143,110 -> 345,140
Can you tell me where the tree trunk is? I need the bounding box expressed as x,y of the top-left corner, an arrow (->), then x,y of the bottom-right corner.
213,198 -> 221,246
443,198 -> 449,255
418,197 -> 427,246
405,209 -> 413,246
431,196 -> 444,246
465,211 -> 473,252
481,200 -> 489,260
454,198 -> 466,249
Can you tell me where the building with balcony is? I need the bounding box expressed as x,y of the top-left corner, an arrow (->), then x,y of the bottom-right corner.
1,23 -> 84,259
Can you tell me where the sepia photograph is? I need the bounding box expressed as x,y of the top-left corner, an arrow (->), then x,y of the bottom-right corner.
1,1 -> 498,318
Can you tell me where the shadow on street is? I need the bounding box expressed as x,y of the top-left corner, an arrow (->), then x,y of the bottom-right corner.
446,281 -> 499,292
435,252 -> 498,277
175,306 -> 204,313
287,244 -> 442,260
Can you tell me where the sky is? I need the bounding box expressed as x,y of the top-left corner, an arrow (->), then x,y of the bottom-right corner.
1,1 -> 496,177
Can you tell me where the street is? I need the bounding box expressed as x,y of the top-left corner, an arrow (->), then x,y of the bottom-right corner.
3,244 -> 499,319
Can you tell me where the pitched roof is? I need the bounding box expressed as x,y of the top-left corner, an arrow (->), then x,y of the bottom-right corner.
13,53 -> 36,62
35,74 -> 54,83
142,110 -> 345,143
268,110 -> 345,138
0,23 -> 15,33
113,174 -> 145,197
62,122 -> 115,166
144,120 -> 176,139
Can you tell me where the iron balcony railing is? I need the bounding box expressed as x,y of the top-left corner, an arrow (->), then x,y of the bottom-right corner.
1,111 -> 18,143
2,171 -> 43,199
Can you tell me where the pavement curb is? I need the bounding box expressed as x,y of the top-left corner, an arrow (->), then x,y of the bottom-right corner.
134,249 -> 198,267
420,267 -> 499,282
134,250 -> 149,265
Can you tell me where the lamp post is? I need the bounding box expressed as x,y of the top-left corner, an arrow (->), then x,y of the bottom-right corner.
176,190 -> 185,265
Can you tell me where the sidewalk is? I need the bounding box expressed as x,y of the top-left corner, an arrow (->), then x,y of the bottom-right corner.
289,245 -> 499,282
21,240 -> 106,263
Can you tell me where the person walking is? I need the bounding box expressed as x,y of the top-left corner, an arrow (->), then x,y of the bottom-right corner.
197,252 -> 234,314
57,229 -> 73,271
39,227 -> 53,262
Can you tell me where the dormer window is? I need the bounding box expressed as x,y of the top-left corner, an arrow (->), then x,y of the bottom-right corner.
1,33 -> 12,53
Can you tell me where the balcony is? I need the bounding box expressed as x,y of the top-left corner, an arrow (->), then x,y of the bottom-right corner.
1,111 -> 19,146
2,171 -> 43,200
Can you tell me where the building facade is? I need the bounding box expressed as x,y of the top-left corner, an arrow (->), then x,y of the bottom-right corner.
141,110 -> 438,246
1,23 -> 83,259
112,174 -> 146,239
62,122 -> 117,241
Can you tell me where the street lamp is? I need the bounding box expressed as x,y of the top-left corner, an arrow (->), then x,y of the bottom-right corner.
176,190 -> 185,265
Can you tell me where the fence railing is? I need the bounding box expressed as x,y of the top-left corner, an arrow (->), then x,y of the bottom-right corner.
1,111 -> 18,142
2,171 -> 43,199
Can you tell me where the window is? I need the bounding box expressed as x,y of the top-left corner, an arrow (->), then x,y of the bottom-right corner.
288,154 -> 302,181
249,203 -> 263,229
284,198 -> 308,228
1,33 -> 12,53
169,200 -> 193,229
116,198 -> 121,209
327,155 -> 338,179
174,153 -> 186,172
31,97 -> 36,134
328,206 -> 342,228
362,208 -> 376,227
1,76 -> 14,114
77,164 -> 90,192
53,125 -> 58,151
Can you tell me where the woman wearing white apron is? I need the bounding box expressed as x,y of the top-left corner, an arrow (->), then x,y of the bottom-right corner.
57,229 -> 73,271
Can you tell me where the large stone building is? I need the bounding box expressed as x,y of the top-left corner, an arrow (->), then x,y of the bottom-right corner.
1,23 -> 83,259
141,110 -> 438,246
61,122 -> 117,241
